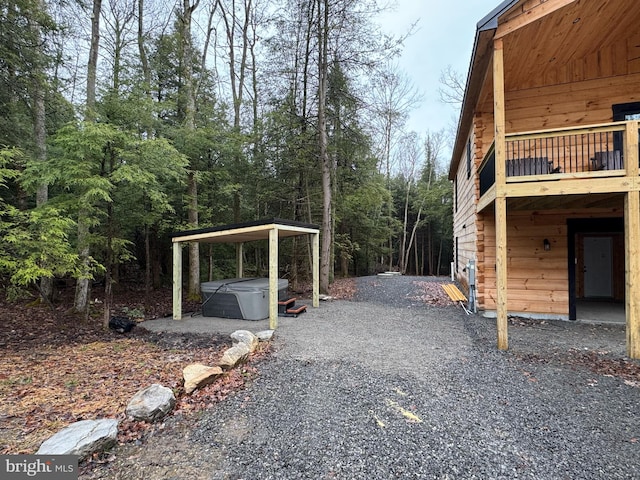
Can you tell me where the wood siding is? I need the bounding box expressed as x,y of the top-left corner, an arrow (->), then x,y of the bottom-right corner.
453,127 -> 478,292
481,208 -> 623,316
505,72 -> 640,132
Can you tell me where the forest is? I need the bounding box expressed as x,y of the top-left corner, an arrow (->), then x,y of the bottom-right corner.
0,0 -> 453,318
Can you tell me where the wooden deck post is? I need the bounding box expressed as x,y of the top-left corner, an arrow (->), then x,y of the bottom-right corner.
237,243 -> 244,278
625,120 -> 640,358
493,38 -> 508,350
312,232 -> 320,308
172,241 -> 182,320
625,191 -> 640,358
269,227 -> 279,330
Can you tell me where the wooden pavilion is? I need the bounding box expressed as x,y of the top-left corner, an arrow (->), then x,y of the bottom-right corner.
171,218 -> 320,329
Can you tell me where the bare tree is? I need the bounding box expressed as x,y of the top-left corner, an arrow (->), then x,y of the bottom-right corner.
368,62 -> 422,270
438,64 -> 465,106
396,132 -> 422,274
369,62 -> 423,177
103,0 -> 136,91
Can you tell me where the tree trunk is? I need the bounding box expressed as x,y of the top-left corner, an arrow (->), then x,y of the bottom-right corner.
86,0 -> 101,118
179,0 -> 201,299
74,0 -> 101,316
318,0 -> 331,294
399,182 -> 411,273
137,0 -> 151,91
437,237 -> 443,276
187,171 -> 200,298
74,220 -> 91,318
33,70 -> 53,301
144,223 -> 151,297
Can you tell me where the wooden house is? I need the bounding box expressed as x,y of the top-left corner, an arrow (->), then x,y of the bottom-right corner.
448,0 -> 640,357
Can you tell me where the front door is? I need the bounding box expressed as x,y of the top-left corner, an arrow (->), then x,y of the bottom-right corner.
583,236 -> 613,298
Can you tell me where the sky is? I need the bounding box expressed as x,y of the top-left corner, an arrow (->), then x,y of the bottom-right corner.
379,1 -> 498,153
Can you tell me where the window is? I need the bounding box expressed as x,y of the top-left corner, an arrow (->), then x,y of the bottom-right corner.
613,102 -> 640,121
454,178 -> 458,212
612,102 -> 640,153
466,138 -> 472,179
455,237 -> 459,273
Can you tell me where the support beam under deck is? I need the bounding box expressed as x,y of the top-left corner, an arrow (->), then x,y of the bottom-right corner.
493,37 -> 508,351
625,191 -> 640,359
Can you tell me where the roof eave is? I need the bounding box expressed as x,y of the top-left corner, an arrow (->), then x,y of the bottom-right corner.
448,0 -> 521,180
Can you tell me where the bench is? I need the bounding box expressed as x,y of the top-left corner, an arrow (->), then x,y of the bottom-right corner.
506,157 -> 552,176
442,284 -> 471,315
591,150 -> 622,170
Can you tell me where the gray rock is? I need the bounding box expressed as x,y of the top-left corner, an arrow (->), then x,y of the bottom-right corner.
255,330 -> 275,341
230,330 -> 258,352
36,419 -> 118,458
219,343 -> 251,370
126,384 -> 176,422
183,364 -> 224,394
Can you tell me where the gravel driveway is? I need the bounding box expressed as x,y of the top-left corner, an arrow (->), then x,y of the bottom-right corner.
83,275 -> 640,479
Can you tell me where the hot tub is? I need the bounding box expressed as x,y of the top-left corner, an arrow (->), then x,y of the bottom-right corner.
200,278 -> 288,320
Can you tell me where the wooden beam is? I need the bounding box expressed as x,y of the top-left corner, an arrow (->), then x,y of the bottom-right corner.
625,121 -> 640,358
625,191 -> 640,359
503,176 -> 638,198
506,121 -> 626,140
494,38 -> 508,351
494,40 -> 506,187
172,223 -> 319,244
312,232 -> 320,308
495,196 -> 509,351
172,242 -> 182,320
495,0 -> 577,40
477,185 -> 497,212
269,227 -> 279,330
625,121 -> 639,177
237,243 -> 244,278
172,223 -> 274,243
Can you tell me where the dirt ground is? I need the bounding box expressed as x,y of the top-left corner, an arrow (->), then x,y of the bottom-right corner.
0,279 -> 354,463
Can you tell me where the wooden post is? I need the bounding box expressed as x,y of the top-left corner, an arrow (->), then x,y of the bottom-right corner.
624,120 -> 640,358
495,197 -> 508,350
172,241 -> 182,320
626,121 -> 639,177
312,232 -> 320,307
269,227 -> 279,329
625,191 -> 640,358
493,38 -> 508,350
237,242 -> 244,278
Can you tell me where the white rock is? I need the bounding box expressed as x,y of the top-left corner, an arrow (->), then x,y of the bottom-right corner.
36,419 -> 118,458
230,330 -> 258,352
126,384 -> 175,422
255,330 -> 274,341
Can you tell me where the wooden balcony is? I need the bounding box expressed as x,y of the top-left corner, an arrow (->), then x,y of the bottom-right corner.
478,120 -> 640,211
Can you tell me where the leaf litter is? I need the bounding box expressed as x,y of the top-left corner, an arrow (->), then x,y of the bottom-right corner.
0,287 -> 271,456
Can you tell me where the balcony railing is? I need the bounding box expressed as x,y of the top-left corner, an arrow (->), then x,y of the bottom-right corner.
506,123 -> 626,177
477,121 -> 638,197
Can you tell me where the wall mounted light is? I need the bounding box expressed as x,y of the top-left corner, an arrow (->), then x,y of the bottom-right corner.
543,239 -> 551,251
